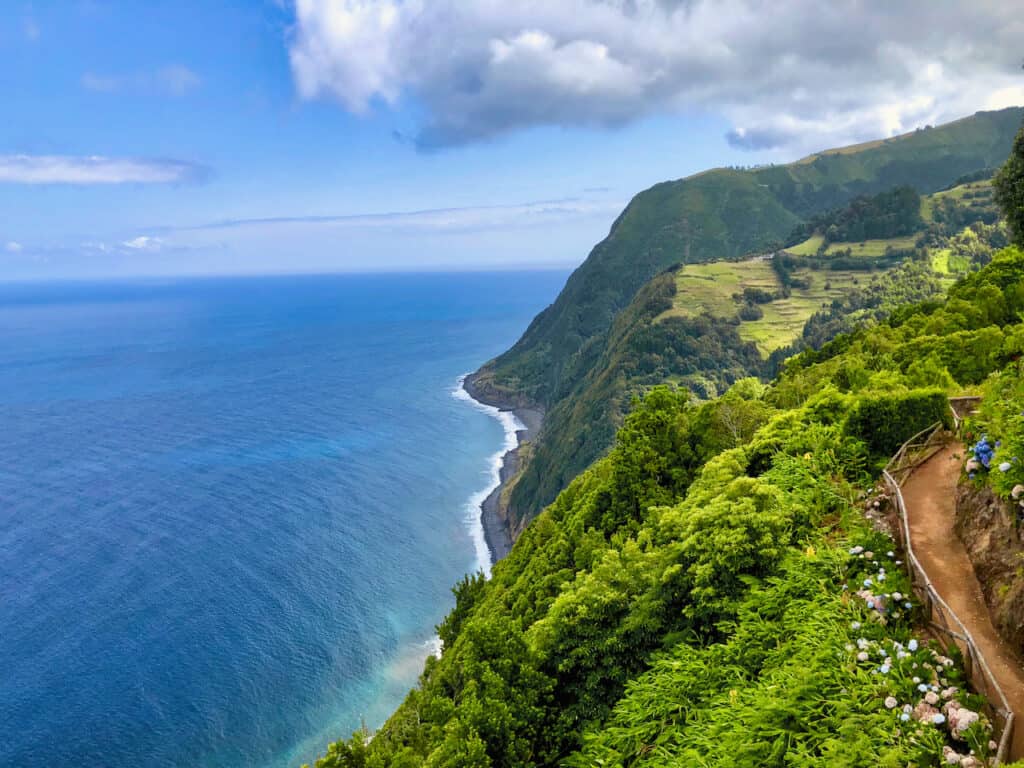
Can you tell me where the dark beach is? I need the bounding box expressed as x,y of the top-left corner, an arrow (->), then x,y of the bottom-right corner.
462,373 -> 543,563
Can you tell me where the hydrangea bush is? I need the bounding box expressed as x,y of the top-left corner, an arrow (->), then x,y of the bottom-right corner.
964,361 -> 1024,522
843,543 -> 997,766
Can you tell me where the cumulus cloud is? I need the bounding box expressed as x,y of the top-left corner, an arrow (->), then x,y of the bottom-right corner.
5,241 -> 23,253
0,155 -> 206,185
288,0 -> 1024,150
82,65 -> 202,96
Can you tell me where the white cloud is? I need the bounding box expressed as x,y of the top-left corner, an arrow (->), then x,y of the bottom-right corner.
81,65 -> 202,96
288,0 -> 1024,150
0,155 -> 206,185
122,236 -> 163,251
185,196 -> 623,235
5,241 -> 23,253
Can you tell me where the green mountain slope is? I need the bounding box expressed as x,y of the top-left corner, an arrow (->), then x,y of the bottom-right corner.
478,107 -> 1023,409
311,245 -> 1024,768
474,107 -> 1023,526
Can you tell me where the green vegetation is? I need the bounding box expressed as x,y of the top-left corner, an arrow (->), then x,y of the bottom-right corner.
479,107 -> 1022,406
785,234 -> 825,256
994,118 -> 1024,246
305,118 -> 1024,768
506,272 -> 764,520
788,185 -> 922,246
501,247 -> 955,528
963,359 -> 1024,507
786,234 -> 918,260
500,182 -> 1008,533
663,257 -> 864,355
474,107 -> 1024,524
311,247 -> 1024,768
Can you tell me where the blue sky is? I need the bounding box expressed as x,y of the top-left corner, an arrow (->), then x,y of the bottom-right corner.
2,1 -> 1021,280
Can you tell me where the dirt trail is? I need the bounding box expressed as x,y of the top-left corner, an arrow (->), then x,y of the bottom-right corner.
901,443 -> 1024,761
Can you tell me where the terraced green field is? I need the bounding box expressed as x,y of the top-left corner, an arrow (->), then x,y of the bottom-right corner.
741,270 -> 863,352
661,258 -> 867,355
658,259 -> 779,320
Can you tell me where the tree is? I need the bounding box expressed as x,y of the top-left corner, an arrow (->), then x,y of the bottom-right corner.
994,118 -> 1024,246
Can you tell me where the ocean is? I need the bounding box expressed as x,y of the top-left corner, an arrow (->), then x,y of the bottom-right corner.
0,271 -> 567,768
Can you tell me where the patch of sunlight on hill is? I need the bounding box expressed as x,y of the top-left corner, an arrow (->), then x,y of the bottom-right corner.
786,235 -> 824,255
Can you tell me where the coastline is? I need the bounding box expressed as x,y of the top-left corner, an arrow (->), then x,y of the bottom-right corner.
460,373 -> 543,565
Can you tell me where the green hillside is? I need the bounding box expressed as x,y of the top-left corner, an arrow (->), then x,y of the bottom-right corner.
485,118 -> 1015,528
665,180 -> 1009,358
664,258 -> 868,355
311,245 -> 1024,768
473,107 -> 1024,525
477,107 -> 1023,408
307,106 -> 1024,768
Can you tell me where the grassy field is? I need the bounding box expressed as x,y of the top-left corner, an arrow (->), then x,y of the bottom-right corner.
660,258 -> 868,355
785,234 -> 917,258
929,247 -> 971,280
658,259 -> 779,321
785,235 -> 824,255
930,180 -> 990,202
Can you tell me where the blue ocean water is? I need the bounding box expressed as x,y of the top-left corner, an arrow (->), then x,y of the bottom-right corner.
0,271 -> 567,768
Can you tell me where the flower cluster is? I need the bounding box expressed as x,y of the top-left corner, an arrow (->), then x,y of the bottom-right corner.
845,545 -> 909,624
843,542 -> 997,765
966,436 -> 996,476
848,636 -> 995,765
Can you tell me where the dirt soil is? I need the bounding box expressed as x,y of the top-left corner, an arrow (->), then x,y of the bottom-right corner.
902,443 -> 1024,760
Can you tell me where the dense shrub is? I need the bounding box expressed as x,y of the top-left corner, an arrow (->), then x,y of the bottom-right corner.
844,389 -> 950,462
737,301 -> 764,321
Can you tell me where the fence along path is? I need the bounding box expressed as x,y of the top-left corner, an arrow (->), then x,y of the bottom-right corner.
883,421 -> 1023,763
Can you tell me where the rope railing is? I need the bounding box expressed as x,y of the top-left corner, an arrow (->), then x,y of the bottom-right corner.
882,419 -> 1015,764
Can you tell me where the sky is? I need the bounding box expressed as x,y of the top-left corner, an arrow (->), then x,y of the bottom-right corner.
1,1 -> 1022,280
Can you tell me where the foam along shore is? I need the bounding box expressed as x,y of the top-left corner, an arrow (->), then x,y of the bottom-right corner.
454,374 -> 542,572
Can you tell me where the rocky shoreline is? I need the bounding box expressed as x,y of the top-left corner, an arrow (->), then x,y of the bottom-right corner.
463,372 -> 542,562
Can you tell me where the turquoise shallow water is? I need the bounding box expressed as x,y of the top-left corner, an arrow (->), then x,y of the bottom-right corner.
0,271 -> 567,768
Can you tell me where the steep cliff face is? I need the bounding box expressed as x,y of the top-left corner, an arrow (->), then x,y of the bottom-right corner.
955,482 -> 1024,654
